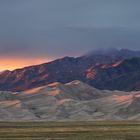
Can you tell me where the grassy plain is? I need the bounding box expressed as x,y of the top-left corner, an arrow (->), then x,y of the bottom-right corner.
0,121 -> 140,140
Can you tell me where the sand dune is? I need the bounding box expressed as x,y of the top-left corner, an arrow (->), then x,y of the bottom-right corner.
0,81 -> 140,120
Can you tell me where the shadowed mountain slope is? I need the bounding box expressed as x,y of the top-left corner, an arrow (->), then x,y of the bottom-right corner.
0,48 -> 140,91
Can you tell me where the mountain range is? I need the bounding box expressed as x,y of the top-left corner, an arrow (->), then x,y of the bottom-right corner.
0,48 -> 140,91
0,80 -> 140,121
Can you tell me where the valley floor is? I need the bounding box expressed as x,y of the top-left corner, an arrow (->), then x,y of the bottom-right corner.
0,121 -> 140,140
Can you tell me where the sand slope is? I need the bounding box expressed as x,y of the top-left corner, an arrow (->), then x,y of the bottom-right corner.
0,80 -> 140,120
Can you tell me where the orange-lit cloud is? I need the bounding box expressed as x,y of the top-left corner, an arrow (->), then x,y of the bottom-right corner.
0,58 -> 50,71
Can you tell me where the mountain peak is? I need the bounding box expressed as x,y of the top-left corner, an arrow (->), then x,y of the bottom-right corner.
0,48 -> 140,91
66,80 -> 84,86
84,48 -> 140,58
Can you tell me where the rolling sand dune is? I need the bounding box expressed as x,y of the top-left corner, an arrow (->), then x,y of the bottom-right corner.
0,80 -> 140,121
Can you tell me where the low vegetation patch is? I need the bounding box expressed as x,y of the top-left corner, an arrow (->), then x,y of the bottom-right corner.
0,121 -> 140,140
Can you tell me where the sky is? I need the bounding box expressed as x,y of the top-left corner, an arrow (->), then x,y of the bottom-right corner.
0,0 -> 140,70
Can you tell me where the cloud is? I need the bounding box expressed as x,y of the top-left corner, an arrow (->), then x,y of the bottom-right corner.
0,28 -> 140,59
0,0 -> 140,61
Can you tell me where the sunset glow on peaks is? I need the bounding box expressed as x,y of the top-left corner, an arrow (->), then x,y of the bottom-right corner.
0,58 -> 50,71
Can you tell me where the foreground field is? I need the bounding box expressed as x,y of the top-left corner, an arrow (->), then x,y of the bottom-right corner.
0,121 -> 140,140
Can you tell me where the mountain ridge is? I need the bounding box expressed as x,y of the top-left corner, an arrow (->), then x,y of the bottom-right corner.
0,48 -> 140,91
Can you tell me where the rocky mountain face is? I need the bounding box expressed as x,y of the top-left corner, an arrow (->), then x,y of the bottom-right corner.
0,48 -> 140,91
0,80 -> 140,121
87,57 -> 140,91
